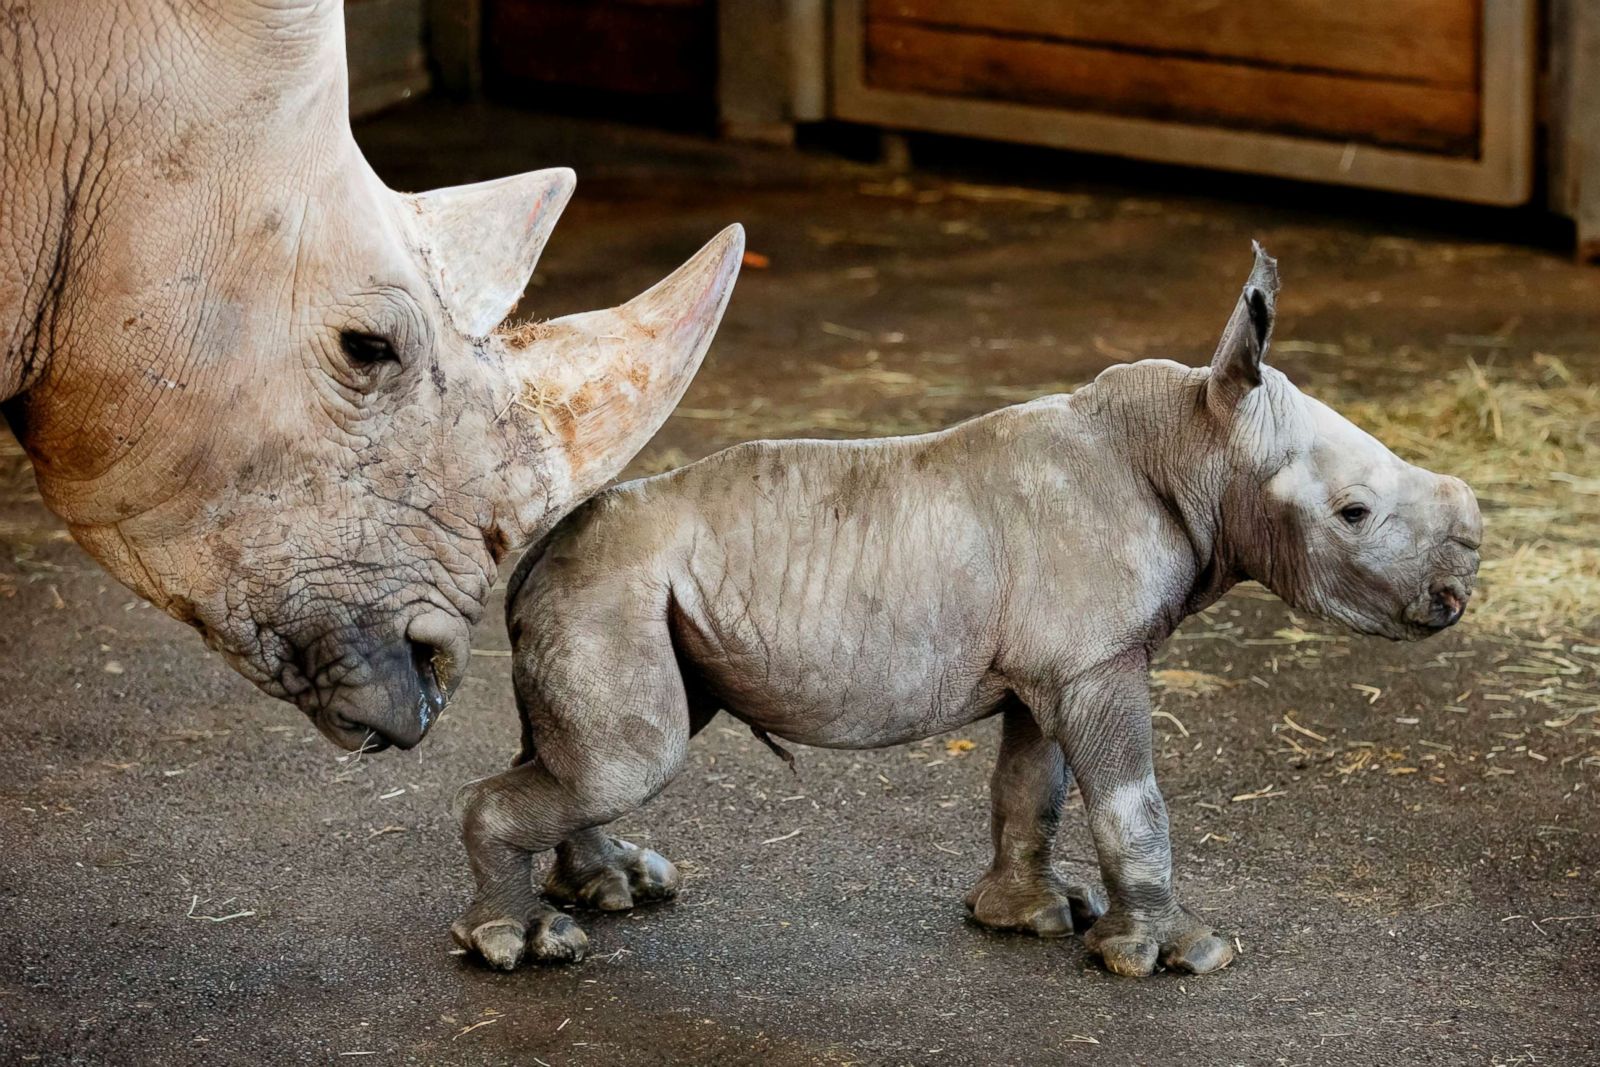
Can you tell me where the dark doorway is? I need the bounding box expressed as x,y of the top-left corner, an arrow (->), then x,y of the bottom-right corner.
483,0 -> 718,130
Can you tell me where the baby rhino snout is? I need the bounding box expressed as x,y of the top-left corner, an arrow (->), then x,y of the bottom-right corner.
1406,577 -> 1469,633
1400,474 -> 1481,636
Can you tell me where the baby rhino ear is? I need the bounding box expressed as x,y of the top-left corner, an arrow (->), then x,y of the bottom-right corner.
1208,242 -> 1280,410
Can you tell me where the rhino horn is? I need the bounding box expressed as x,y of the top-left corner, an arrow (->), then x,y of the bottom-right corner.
408,167 -> 577,336
497,223 -> 745,502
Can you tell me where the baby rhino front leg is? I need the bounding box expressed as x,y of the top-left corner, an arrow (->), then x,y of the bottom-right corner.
453,774 -> 682,969
451,763 -> 596,970
453,627 -> 692,971
1048,663 -> 1234,977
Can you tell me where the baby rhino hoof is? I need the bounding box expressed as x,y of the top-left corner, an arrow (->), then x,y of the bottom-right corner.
965,871 -> 1107,937
545,838 -> 680,912
1084,905 -> 1234,978
451,910 -> 590,971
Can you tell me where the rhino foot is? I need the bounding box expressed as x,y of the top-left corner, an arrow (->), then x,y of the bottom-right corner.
545,835 -> 680,912
1083,904 -> 1234,977
965,868 -> 1106,937
451,906 -> 590,970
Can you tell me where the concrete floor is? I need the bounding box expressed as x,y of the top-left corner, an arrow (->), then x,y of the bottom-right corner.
2,103 -> 1597,1066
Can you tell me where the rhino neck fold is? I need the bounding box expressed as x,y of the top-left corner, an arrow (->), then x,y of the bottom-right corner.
1083,364 -> 1245,617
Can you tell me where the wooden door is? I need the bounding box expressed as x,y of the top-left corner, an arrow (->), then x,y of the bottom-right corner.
834,0 -> 1535,204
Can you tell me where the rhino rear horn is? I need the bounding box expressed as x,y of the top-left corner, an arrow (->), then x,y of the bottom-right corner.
1208,242 -> 1280,410
408,167 -> 577,336
498,223 -> 745,503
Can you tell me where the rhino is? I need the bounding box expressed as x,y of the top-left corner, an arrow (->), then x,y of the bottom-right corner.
0,1 -> 742,750
453,247 -> 1483,975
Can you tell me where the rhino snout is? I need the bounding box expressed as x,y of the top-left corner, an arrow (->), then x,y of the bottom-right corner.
1404,576 -> 1470,635
309,612 -> 470,752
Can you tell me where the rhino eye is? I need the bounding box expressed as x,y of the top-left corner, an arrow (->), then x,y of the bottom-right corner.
339,330 -> 399,367
1340,504 -> 1370,525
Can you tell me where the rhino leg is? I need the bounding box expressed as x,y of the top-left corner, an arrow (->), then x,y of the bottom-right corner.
1049,663 -> 1234,978
545,828 -> 682,912
452,760 -> 595,971
965,700 -> 1105,937
453,619 -> 691,970
450,895 -> 589,972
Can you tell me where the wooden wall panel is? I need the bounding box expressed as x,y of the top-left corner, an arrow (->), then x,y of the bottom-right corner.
834,0 -> 1533,204
865,19 -> 1480,155
866,0 -> 1479,87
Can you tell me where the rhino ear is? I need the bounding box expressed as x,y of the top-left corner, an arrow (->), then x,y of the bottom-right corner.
406,168 -> 577,337
1208,242 -> 1279,409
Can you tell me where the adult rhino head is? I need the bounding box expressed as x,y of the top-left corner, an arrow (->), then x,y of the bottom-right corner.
0,1 -> 743,750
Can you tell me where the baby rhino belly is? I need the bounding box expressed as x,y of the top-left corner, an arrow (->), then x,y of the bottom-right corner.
670,562 -> 1006,749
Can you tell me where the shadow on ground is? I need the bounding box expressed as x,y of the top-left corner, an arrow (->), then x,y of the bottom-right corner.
1,103 -> 1596,1066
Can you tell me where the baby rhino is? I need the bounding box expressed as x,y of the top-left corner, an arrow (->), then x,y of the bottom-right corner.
454,247 -> 1482,976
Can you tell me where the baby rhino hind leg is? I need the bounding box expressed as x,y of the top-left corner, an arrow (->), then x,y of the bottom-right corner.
454,614 -> 691,971
965,702 -> 1106,938
544,827 -> 681,912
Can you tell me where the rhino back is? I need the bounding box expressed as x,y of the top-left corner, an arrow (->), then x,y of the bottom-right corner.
543,400 -> 1174,746
512,395 -> 1196,747
653,435 -> 1009,747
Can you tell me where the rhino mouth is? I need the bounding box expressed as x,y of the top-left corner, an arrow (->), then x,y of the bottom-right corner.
1401,576 -> 1472,639
322,631 -> 464,752
327,718 -> 393,754
263,611 -> 471,752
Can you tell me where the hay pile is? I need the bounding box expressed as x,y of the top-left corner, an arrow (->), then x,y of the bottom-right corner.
1329,356 -> 1599,639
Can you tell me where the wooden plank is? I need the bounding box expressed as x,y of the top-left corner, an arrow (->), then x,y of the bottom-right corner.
833,0 -> 1533,205
866,0 -> 1479,88
865,21 -> 1479,155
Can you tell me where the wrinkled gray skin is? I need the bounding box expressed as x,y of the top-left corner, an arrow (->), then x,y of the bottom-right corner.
0,1 -> 740,751
456,248 -> 1483,976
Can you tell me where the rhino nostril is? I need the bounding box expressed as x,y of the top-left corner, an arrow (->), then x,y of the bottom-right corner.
410,639 -> 444,702
1428,581 -> 1467,629
405,612 -> 467,700
402,613 -> 468,741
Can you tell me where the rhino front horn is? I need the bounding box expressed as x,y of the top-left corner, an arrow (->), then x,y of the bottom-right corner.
497,223 -> 745,502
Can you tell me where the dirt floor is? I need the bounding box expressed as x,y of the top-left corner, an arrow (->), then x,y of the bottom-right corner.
2,103 -> 1597,1066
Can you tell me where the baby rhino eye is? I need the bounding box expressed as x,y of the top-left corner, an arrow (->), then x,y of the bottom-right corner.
1339,503 -> 1370,525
